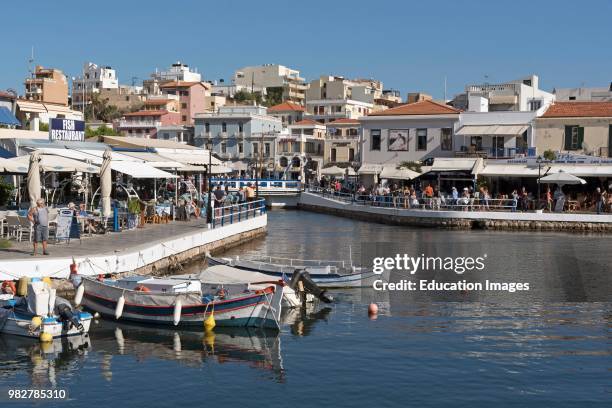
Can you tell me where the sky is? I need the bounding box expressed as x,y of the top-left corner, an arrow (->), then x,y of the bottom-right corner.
2,0 -> 611,100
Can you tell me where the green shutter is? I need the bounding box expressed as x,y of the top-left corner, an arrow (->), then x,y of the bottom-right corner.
564,126 -> 572,150
577,126 -> 584,149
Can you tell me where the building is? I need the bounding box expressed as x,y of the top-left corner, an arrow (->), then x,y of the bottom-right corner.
117,110 -> 181,139
98,85 -> 147,111
452,75 -> 554,112
153,61 -> 201,83
305,76 -> 375,123
534,102 -> 612,158
376,89 -> 403,109
267,101 -> 305,127
233,64 -> 306,104
280,119 -> 327,180
72,62 -> 119,111
406,92 -> 432,104
24,66 -> 69,106
14,99 -> 83,131
360,100 -> 461,168
194,105 -> 282,174
324,118 -> 360,165
156,125 -> 194,145
158,81 -> 215,125
553,84 -> 612,102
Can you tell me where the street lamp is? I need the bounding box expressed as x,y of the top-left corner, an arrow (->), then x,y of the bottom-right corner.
205,139 -> 213,224
536,155 -> 542,210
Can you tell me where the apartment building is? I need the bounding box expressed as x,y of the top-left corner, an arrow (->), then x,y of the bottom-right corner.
117,110 -> 181,139
233,64 -> 307,104
305,76 -> 375,123
324,118 -> 360,165
267,101 -> 305,127
24,66 -> 69,106
279,119 -> 327,180
158,81 -> 213,125
72,62 -> 119,111
553,84 -> 612,102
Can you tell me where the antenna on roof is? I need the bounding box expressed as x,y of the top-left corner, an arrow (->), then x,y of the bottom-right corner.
444,75 -> 447,101
28,46 -> 35,76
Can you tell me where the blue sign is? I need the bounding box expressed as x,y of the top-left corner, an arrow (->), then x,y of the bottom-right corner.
49,118 -> 85,142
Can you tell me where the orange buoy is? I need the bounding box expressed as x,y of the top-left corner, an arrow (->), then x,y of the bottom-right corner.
134,285 -> 151,292
368,303 -> 378,315
1,280 -> 16,295
70,258 -> 78,276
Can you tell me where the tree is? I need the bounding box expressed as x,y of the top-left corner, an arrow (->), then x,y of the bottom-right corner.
85,93 -> 123,122
543,150 -> 556,161
263,87 -> 283,107
85,124 -> 120,138
233,90 -> 263,105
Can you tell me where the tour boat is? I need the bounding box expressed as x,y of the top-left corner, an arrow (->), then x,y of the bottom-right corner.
174,264 -> 332,308
0,279 -> 92,339
208,255 -> 386,288
78,275 -> 283,329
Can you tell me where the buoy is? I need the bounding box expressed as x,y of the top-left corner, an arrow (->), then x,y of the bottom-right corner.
31,316 -> 42,328
134,285 -> 150,292
42,277 -> 52,286
39,332 -> 53,343
70,258 -> 78,276
173,299 -> 182,326
204,311 -> 216,331
17,277 -> 30,296
115,295 -> 125,319
368,303 -> 378,316
1,280 -> 16,295
74,284 -> 85,306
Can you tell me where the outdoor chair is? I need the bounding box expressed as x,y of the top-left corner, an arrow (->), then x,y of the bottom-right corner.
4,215 -> 19,240
16,216 -> 33,242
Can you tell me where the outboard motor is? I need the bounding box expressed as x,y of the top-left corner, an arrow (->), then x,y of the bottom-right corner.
55,297 -> 84,332
289,270 -> 333,303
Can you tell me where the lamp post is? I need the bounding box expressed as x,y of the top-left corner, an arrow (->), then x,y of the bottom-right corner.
206,139 -> 213,224
536,155 -> 542,210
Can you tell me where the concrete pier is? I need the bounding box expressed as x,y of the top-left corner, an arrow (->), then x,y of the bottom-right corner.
0,215 -> 266,280
298,192 -> 612,232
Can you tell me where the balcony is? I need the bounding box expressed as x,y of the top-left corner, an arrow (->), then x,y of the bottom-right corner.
118,120 -> 161,128
455,146 -> 530,159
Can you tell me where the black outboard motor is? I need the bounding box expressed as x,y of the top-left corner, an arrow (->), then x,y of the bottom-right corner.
289,269 -> 333,303
55,298 -> 84,332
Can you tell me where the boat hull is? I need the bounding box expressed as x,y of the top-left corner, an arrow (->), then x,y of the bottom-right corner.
1,312 -> 92,339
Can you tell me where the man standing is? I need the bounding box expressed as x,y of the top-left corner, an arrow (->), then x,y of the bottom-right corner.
28,198 -> 49,256
595,187 -> 606,214
213,185 -> 226,216
245,182 -> 255,203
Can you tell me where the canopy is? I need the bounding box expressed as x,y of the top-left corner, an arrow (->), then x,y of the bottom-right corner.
118,151 -> 184,168
156,150 -> 222,166
456,124 -> 529,136
0,107 -> 20,126
539,170 -> 587,185
429,158 -> 477,172
110,161 -> 177,178
479,164 -> 541,177
10,154 -> 99,173
321,165 -> 355,176
380,165 -> 420,180
358,163 -> 383,175
192,265 -> 280,285
0,157 -> 27,173
209,165 -> 233,174
229,161 -> 248,171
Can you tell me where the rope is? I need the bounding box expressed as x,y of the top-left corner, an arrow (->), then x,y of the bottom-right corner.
262,289 -> 280,330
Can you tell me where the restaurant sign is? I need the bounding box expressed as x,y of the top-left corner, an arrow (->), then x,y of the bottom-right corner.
49,118 -> 85,142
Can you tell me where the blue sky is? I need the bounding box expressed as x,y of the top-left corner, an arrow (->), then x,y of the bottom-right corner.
2,0 -> 611,99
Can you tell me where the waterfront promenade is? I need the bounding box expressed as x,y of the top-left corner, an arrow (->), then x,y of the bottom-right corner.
299,191 -> 612,232
0,213 -> 267,280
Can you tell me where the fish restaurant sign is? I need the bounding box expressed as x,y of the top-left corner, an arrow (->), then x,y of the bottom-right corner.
49,118 -> 85,142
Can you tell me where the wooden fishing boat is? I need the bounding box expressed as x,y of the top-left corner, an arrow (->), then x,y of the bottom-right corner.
78,275 -> 283,329
208,255 -> 386,289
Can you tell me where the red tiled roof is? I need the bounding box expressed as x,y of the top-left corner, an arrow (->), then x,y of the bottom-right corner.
123,110 -> 168,117
328,118 -> 360,125
367,99 -> 460,116
268,101 -> 305,112
159,81 -> 207,89
292,119 -> 323,126
0,90 -> 16,99
540,102 -> 612,118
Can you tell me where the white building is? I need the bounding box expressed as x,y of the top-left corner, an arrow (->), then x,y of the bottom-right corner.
72,62 -> 119,110
305,76 -> 376,123
233,64 -> 306,103
553,84 -> 612,102
153,61 -> 202,83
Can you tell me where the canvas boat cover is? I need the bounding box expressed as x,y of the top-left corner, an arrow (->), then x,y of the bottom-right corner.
193,265 -> 282,284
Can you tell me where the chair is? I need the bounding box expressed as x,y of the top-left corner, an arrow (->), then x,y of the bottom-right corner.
4,216 -> 19,240
16,216 -> 33,242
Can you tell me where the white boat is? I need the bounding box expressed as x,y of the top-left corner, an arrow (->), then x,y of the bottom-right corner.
0,280 -> 92,339
79,274 -> 284,329
208,255 -> 387,288
174,265 -> 332,308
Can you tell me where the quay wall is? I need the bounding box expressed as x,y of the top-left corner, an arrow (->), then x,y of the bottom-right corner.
0,215 -> 267,280
298,192 -> 612,233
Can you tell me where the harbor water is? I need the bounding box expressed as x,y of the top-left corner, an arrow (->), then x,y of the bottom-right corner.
1,210 -> 611,407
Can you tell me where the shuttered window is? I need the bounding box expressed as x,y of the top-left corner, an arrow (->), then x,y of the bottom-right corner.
564,125 -> 583,150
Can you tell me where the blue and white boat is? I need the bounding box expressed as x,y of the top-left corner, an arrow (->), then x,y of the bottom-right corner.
0,280 -> 92,339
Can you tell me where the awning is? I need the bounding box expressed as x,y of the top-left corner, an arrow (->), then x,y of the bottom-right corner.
489,95 -> 518,105
0,107 -> 20,126
118,151 -> 184,168
210,165 -> 232,174
0,157 -> 27,173
479,164 -> 541,177
156,151 -> 222,166
230,161 -> 248,171
8,154 -> 99,173
379,165 -> 420,180
110,161 -> 177,178
430,158 -> 477,172
358,163 -> 383,175
456,124 -> 529,136
479,164 -> 612,178
17,100 -> 47,113
321,165 -> 355,176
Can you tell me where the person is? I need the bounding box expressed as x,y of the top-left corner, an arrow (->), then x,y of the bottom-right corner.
451,187 -> 459,208
213,185 -> 226,211
545,187 -> 553,212
520,187 -> 529,212
245,182 -> 256,203
238,187 -> 246,204
28,198 -> 50,256
595,187 -> 606,214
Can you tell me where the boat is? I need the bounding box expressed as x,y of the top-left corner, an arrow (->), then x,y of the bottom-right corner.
173,264 -> 333,308
208,255 -> 387,288
78,274 -> 284,329
0,279 -> 92,339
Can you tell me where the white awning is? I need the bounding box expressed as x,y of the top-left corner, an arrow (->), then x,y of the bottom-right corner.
456,124 -> 529,136
0,157 -> 28,173
230,161 -> 248,171
8,154 -> 99,173
210,165 -> 233,174
321,165 -> 355,176
155,148 -> 222,166
430,158 -> 477,172
17,100 -> 47,113
548,165 -> 612,178
358,163 -> 383,175
379,165 -> 420,180
118,151 -> 184,168
110,161 -> 177,178
480,164 -> 612,178
479,164 -> 541,177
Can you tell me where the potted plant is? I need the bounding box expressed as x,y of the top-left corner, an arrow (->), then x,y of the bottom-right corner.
127,198 -> 141,230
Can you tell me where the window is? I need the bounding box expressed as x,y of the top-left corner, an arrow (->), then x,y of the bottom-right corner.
470,136 -> 483,151
440,128 -> 452,151
564,125 -> 584,150
569,96 -> 576,101
348,128 -> 358,136
221,142 -> 227,154
205,122 -> 210,132
264,143 -> 271,157
238,123 -> 243,132
238,143 -> 243,153
222,122 -> 227,132
181,115 -> 187,122
371,129 -> 381,151
349,148 -> 355,162
528,99 -> 542,111
181,103 -> 187,109
416,129 -> 427,150
253,143 -> 259,154
330,148 -> 337,162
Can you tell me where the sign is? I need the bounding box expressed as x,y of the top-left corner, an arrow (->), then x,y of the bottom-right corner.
55,209 -> 74,242
49,118 -> 85,142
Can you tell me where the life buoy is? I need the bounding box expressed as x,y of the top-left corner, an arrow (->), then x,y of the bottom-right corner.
1,280 -> 16,295
134,285 -> 151,292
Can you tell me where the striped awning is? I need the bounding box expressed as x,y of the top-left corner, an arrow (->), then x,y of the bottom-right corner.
456,124 -> 529,136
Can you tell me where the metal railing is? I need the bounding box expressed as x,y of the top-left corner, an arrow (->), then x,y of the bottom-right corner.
211,199 -> 266,228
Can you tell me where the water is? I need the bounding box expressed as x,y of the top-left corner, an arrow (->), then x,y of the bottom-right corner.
1,210 -> 611,407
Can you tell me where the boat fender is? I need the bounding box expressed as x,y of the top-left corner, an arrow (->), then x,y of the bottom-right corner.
31,316 -> 42,328
70,258 -> 78,276
204,311 -> 215,331
1,280 -> 16,295
39,331 -> 53,343
115,296 -> 125,319
97,274 -> 105,282
74,284 -> 85,306
134,285 -> 151,292
173,299 -> 182,326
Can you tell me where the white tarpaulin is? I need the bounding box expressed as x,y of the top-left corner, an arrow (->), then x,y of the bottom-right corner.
110,161 -> 177,178
0,157 -> 27,173
358,163 -> 383,175
321,165 -> 355,176
11,154 -> 99,173
380,165 -> 420,180
118,151 -> 184,168
188,265 -> 279,284
430,158 -> 477,172
100,149 -> 112,218
156,149 -> 222,166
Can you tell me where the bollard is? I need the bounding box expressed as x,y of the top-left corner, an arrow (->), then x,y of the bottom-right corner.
113,207 -> 119,232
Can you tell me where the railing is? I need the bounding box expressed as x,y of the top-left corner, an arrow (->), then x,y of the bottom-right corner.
211,199 -> 266,228
210,178 -> 302,192
118,120 -> 161,128
241,254 -> 348,269
455,147 -> 529,159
